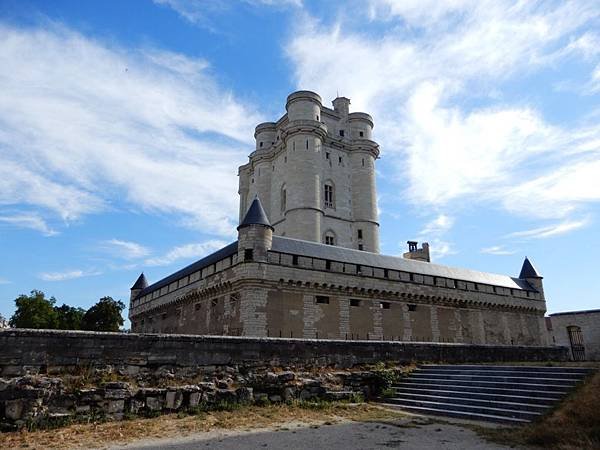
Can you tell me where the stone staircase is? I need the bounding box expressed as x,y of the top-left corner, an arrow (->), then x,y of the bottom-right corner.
382,364 -> 593,424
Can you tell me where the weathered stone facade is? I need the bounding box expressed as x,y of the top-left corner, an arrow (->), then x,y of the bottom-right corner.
548,309 -> 600,361
128,90 -> 550,346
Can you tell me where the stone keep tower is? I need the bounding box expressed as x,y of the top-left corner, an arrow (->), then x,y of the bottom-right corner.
238,91 -> 380,253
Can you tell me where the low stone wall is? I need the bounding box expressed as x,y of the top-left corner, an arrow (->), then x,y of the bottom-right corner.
0,329 -> 568,377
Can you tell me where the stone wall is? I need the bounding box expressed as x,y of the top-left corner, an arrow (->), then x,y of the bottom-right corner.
0,329 -> 567,378
549,310 -> 600,361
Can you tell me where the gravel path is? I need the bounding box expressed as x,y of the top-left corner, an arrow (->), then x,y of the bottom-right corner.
113,418 -> 517,450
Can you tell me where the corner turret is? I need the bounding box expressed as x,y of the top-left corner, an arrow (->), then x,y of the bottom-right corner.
519,257 -> 544,296
237,197 -> 273,262
403,241 -> 431,263
130,273 -> 148,301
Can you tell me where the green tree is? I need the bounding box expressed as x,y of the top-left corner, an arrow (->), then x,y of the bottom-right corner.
9,290 -> 59,329
55,304 -> 86,330
81,296 -> 125,332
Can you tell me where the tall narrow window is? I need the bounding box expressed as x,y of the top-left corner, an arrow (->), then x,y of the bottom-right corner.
306,139 -> 309,149
359,131 -> 364,137
281,185 -> 287,212
324,183 -> 334,208
357,229 -> 363,239
324,231 -> 336,246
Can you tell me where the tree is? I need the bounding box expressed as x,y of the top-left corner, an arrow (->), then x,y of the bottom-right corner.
9,290 -> 59,329
81,296 -> 125,332
0,313 -> 7,328
55,304 -> 86,330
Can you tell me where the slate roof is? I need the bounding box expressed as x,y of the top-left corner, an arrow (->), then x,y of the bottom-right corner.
519,257 -> 542,279
270,236 -> 534,291
550,309 -> 600,317
135,236 -> 535,300
131,273 -> 148,290
238,197 -> 272,230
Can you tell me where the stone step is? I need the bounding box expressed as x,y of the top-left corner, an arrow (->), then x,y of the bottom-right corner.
386,398 -> 542,421
389,392 -> 550,413
418,365 -> 592,374
380,403 -> 530,425
414,369 -> 589,380
393,386 -> 560,405
409,372 -> 581,385
394,382 -> 563,398
401,377 -> 570,392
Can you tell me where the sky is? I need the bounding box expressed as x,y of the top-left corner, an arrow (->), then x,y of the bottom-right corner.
0,0 -> 599,327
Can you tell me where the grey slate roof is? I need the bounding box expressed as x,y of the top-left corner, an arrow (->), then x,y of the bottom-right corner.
136,241 -> 238,299
238,197 -> 273,230
519,257 -> 542,279
271,236 -> 534,291
550,309 -> 600,317
131,273 -> 148,290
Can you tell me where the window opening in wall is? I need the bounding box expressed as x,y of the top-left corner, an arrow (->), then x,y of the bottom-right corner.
362,158 -> 365,166
195,303 -> 201,311
357,229 -> 363,239
272,165 -> 275,171
292,255 -> 299,265
316,115 -> 319,120
325,260 -> 332,270
244,248 -> 254,261
316,296 -> 330,304
380,301 -> 390,309
281,187 -> 287,212
359,131 -> 364,137
384,269 -> 389,278
162,313 -> 167,320
260,142 -> 263,147
324,184 -> 334,208
325,235 -> 335,246
350,299 -> 361,307
338,156 -> 343,164
293,141 -> 296,151
358,244 -> 364,251
409,273 -> 414,281
408,304 -> 417,312
306,139 -> 309,149
284,156 -> 287,163
357,265 -> 362,274
326,152 -> 330,160
251,178 -> 254,184
339,130 -> 345,137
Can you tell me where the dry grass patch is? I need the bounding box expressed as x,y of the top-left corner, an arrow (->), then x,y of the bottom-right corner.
479,370 -> 600,450
0,402 -> 407,450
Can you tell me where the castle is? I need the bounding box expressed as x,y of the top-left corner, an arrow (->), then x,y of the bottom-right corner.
129,91 -> 548,346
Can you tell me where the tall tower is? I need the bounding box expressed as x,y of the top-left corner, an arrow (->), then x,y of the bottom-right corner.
238,91 -> 380,252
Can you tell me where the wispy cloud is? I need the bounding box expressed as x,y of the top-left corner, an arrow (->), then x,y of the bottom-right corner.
100,239 -> 151,260
419,214 -> 454,237
481,245 -> 517,256
287,1 -> 600,231
145,240 -> 228,266
506,219 -> 589,240
0,277 -> 11,285
0,213 -> 58,236
0,23 -> 262,236
39,269 -> 102,282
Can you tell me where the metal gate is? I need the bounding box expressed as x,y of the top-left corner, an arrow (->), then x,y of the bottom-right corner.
567,326 -> 585,361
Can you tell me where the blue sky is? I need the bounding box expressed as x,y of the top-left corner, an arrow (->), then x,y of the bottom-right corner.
0,0 -> 599,326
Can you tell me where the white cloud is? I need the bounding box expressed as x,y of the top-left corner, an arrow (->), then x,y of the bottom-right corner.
428,239 -> 456,260
145,240 -> 228,266
100,239 -> 151,260
506,219 -> 589,240
0,277 -> 11,285
0,23 -> 262,236
481,245 -> 517,256
0,213 -> 58,236
418,213 -> 454,237
287,1 -> 600,231
39,269 -> 102,282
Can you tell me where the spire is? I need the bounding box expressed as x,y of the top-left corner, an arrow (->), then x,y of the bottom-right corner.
519,257 -> 542,279
238,197 -> 273,231
131,272 -> 148,290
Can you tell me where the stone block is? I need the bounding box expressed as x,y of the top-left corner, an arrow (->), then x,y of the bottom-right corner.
189,392 -> 202,407
278,371 -> 295,382
165,391 -> 183,410
235,387 -> 253,403
5,399 -> 24,420
146,397 -> 163,411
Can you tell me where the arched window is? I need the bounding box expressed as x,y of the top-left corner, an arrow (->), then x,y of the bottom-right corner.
281,184 -> 287,212
324,230 -> 336,246
324,181 -> 335,209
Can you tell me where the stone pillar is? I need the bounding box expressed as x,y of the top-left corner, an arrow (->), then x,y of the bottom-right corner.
240,288 -> 267,337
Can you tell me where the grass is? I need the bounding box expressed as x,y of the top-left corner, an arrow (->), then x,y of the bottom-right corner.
0,402 -> 408,450
478,370 -> 600,450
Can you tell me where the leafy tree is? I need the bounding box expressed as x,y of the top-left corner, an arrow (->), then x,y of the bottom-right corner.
81,296 -> 125,332
9,290 -> 59,329
55,304 -> 86,330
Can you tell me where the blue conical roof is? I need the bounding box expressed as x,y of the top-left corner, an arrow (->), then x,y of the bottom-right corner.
131,273 -> 148,290
519,257 -> 542,279
238,197 -> 273,230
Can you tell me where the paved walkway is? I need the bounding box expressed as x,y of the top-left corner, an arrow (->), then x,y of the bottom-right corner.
114,419 -> 518,450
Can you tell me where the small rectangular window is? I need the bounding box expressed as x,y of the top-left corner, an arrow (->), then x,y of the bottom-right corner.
380,302 -> 390,309
195,303 -> 201,311
338,156 -> 343,164
244,248 -> 253,261
408,304 -> 417,312
339,130 -> 345,137
358,244 -> 364,251
316,296 -> 329,304
162,313 -> 167,320
292,255 -> 299,265
384,269 -> 389,278
357,229 -> 363,239
326,152 -> 330,160
359,131 -> 364,137
325,260 -> 332,270
350,299 -> 361,307
259,142 -> 263,147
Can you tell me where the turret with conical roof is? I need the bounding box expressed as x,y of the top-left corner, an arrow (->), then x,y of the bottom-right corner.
237,197 -> 273,262
519,257 -> 544,296
130,272 -> 148,301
